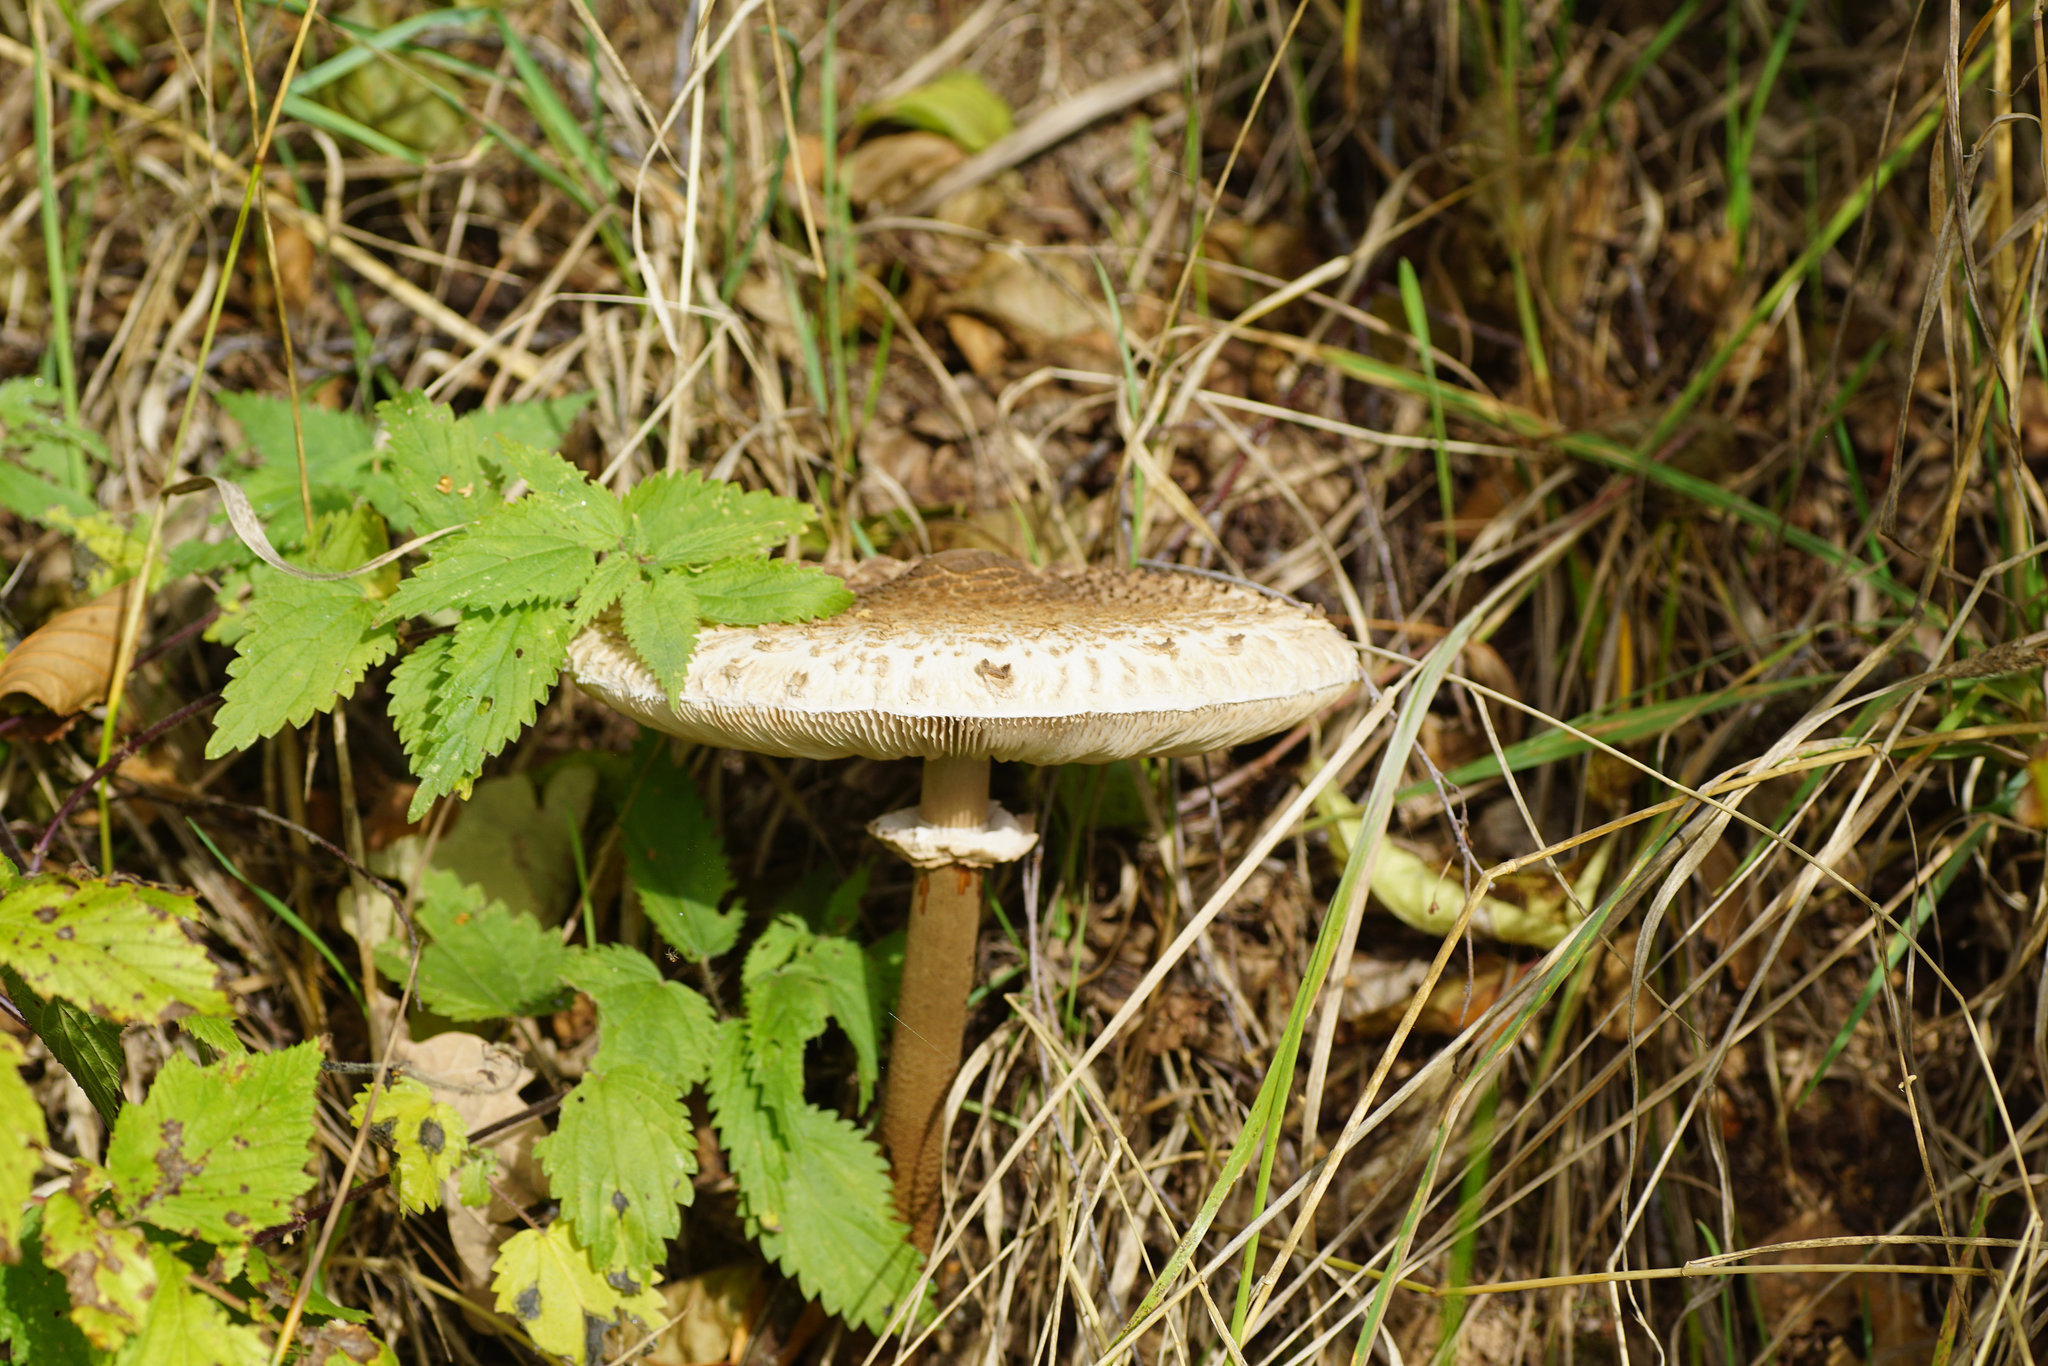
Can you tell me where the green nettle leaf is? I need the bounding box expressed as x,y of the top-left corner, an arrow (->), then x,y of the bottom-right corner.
462,394 -> 595,464
490,1223 -> 664,1361
740,919 -> 832,1116
689,557 -> 853,626
563,946 -> 717,1089
375,869 -> 571,1020
535,1064 -> 696,1271
377,393 -> 504,533
381,493 -> 616,621
114,1243 -> 270,1366
387,632 -> 453,769
620,744 -> 738,962
39,1186 -> 157,1350
407,603 -> 574,820
706,1022 -> 921,1333
623,470 -> 817,567
0,966 -> 124,1125
351,1078 -> 468,1215
0,874 -> 227,1024
805,934 -> 883,1114
570,554 -> 641,630
0,1210 -> 94,1364
215,390 -> 382,528
619,572 -> 700,709
105,1042 -> 322,1243
0,1034 -> 47,1262
207,571 -> 398,758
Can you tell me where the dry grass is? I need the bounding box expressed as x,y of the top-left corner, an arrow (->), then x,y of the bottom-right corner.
4,0 -> 2047,1363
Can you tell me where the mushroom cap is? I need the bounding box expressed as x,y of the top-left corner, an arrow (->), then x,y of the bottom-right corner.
569,549 -> 1359,766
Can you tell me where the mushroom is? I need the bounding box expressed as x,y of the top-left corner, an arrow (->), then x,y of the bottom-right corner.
567,549 -> 1358,1250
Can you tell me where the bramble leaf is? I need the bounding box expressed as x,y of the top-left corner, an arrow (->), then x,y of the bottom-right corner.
374,869 -> 571,1020
207,570 -> 398,758
689,557 -> 853,626
351,1077 -> 468,1215
620,743 -> 738,962
618,572 -> 699,710
378,393 -> 504,532
535,1064 -> 695,1271
39,1185 -> 155,1350
706,1022 -> 921,1332
381,494 -> 614,621
117,1243 -> 269,1366
0,1034 -> 45,1262
562,946 -> 717,1089
490,1223 -> 664,1361
623,471 -> 816,566
407,603 -> 574,819
105,1041 -> 322,1243
0,873 -> 227,1023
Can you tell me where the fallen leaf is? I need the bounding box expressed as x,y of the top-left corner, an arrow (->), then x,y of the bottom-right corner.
393,1032 -> 539,1296
856,71 -> 1014,153
845,132 -> 965,209
944,312 -> 1010,378
940,251 -> 1108,360
647,1262 -> 768,1366
0,586 -> 125,716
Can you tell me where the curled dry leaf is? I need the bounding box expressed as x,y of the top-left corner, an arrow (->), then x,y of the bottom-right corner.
647,1262 -> 769,1366
1366,839 -> 1612,948
0,585 -> 125,716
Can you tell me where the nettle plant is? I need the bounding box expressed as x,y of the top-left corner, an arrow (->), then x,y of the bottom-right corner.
0,395 -> 924,1363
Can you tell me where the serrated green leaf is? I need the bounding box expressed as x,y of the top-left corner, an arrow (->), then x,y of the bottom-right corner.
39,1186 -> 155,1349
458,1147 -> 499,1209
623,471 -> 816,566
407,603 -> 573,820
563,946 -> 717,1090
619,572 -> 700,711
0,873 -> 227,1024
381,493 -> 615,621
490,1223 -> 664,1361
688,558 -> 853,626
179,1015 -> 246,1059
856,71 -> 1013,152
105,1042 -> 321,1243
464,394 -> 594,460
620,741 -> 737,962
0,463 -> 94,525
740,919 -> 831,1115
207,571 -> 397,758
1,967 -> 124,1125
807,934 -> 882,1114
392,868 -> 572,1020
351,1078 -> 467,1215
387,633 -> 452,768
0,1034 -> 46,1262
570,554 -> 641,630
535,1064 -> 695,1270
109,1243 -> 268,1366
0,1209 -> 94,1365
377,393 -> 504,533
214,391 -> 380,528
706,1022 -> 921,1332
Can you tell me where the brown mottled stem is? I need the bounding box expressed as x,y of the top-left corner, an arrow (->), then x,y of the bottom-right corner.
880,755 -> 990,1251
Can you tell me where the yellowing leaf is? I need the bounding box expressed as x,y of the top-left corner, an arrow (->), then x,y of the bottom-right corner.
106,1041 -> 322,1243
116,1242 -> 269,1366
351,1077 -> 468,1214
0,872 -> 227,1023
40,1185 -> 156,1350
0,1034 -> 46,1262
856,71 -> 1013,153
491,1223 -> 664,1360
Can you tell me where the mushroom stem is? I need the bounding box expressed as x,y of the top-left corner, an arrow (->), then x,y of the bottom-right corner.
881,755 -> 993,1251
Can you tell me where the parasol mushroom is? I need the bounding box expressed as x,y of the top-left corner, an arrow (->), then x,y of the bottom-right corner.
568,548 -> 1358,1250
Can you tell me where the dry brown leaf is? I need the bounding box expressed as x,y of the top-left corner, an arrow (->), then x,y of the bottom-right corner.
943,311 -> 1010,378
846,131 -> 965,209
940,251 -> 1108,359
393,1032 -> 538,1295
0,586 -> 126,716
647,1262 -> 768,1366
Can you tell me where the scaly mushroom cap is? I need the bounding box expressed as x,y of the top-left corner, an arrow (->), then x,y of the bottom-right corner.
569,549 -> 1359,766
